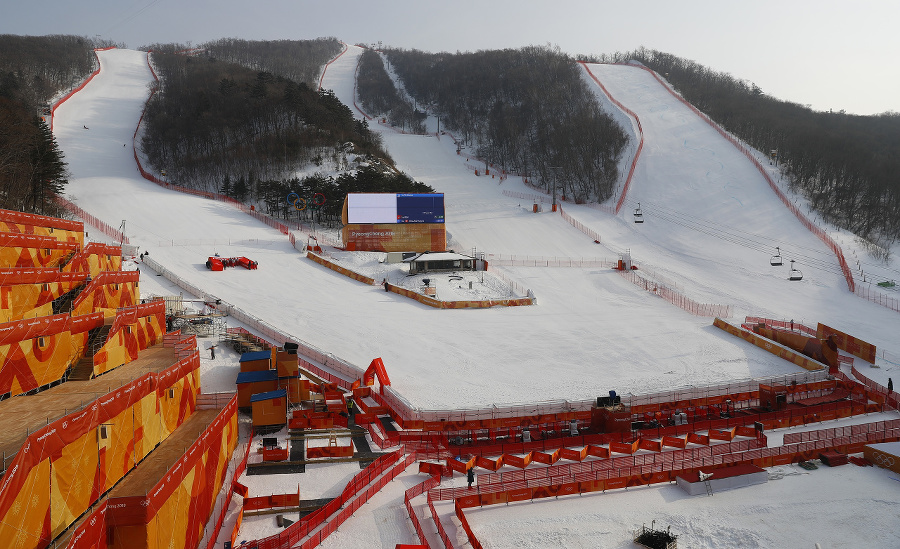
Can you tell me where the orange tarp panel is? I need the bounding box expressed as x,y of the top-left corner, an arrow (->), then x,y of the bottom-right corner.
662,436 -> 687,449
0,208 -> 84,243
341,223 -> 446,253
62,243 -> 122,278
687,433 -> 710,446
559,447 -> 588,461
609,440 -> 639,454
475,455 -> 503,471
72,271 -> 140,316
586,445 -> 610,458
0,313 -> 81,397
0,231 -> 79,269
818,322 -> 877,363
531,449 -> 560,465
504,452 -> 533,469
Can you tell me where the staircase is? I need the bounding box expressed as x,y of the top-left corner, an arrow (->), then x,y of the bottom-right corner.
68,356 -> 96,381
52,283 -> 86,315
68,324 -> 112,381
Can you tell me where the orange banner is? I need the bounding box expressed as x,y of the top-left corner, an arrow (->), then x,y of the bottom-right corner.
817,323 -> 877,363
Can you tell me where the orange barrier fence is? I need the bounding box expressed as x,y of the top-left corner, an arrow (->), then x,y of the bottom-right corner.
783,418 -> 900,445
244,492 -> 300,512
306,252 -> 375,284
620,270 -> 732,317
385,281 -> 534,309
853,283 -> 900,314
404,472 -> 443,546
240,450 -> 413,549
558,204 -> 602,243
455,497 -> 481,549
307,445 -> 353,459
52,194 -> 128,245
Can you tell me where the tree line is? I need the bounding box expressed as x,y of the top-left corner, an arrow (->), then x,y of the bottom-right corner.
141,49 -> 387,191
141,41 -> 433,227
252,165 -> 435,227
0,35 -> 103,216
201,38 -> 342,86
600,48 -> 900,251
380,45 -> 629,204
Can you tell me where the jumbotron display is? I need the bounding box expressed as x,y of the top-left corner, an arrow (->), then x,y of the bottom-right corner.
342,193 -> 447,252
347,193 -> 445,224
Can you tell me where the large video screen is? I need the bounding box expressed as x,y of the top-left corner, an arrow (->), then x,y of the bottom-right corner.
347,193 -> 444,224
396,194 -> 444,223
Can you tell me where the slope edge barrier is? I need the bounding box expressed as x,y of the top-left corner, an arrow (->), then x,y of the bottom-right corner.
619,269 -> 731,318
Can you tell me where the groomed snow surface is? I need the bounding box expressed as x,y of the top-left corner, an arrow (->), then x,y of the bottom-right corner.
52,46 -> 900,548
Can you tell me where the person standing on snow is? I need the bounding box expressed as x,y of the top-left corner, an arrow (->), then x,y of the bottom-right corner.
467,466 -> 475,488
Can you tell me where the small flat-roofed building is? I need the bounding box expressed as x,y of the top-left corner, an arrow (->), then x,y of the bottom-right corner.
405,252 -> 475,275
236,369 -> 278,408
239,350 -> 272,372
251,389 -> 287,430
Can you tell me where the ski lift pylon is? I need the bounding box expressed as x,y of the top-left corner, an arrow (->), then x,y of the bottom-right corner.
789,259 -> 803,281
770,246 -> 783,266
633,202 -> 644,224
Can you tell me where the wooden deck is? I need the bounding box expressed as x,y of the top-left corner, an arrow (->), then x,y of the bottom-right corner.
109,408 -> 219,498
0,344 -> 182,464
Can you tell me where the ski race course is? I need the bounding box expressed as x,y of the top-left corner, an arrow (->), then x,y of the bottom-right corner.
34,45 -> 900,548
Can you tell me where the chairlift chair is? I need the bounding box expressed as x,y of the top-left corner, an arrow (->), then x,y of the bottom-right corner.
789,260 -> 803,281
770,246 -> 783,266
633,202 -> 644,224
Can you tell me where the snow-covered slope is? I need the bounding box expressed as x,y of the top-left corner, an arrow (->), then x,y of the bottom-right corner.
55,47 -> 899,411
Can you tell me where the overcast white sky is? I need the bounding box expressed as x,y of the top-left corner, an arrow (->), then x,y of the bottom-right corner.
4,0 -> 898,115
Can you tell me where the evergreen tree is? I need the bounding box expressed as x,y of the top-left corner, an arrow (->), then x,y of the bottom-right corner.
28,117 -> 67,213
233,174 -> 248,201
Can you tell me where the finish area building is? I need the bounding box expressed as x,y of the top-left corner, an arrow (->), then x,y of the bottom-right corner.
341,193 -> 447,252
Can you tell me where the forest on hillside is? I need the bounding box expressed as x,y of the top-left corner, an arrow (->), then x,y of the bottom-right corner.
141,43 -> 433,227
356,48 -> 425,134
600,48 -> 900,253
379,45 -> 629,204
0,35 -> 106,216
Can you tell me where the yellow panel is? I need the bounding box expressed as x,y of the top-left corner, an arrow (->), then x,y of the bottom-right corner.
102,408 -> 135,492
50,430 -> 99,538
136,392 -> 162,461
0,458 -> 51,549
